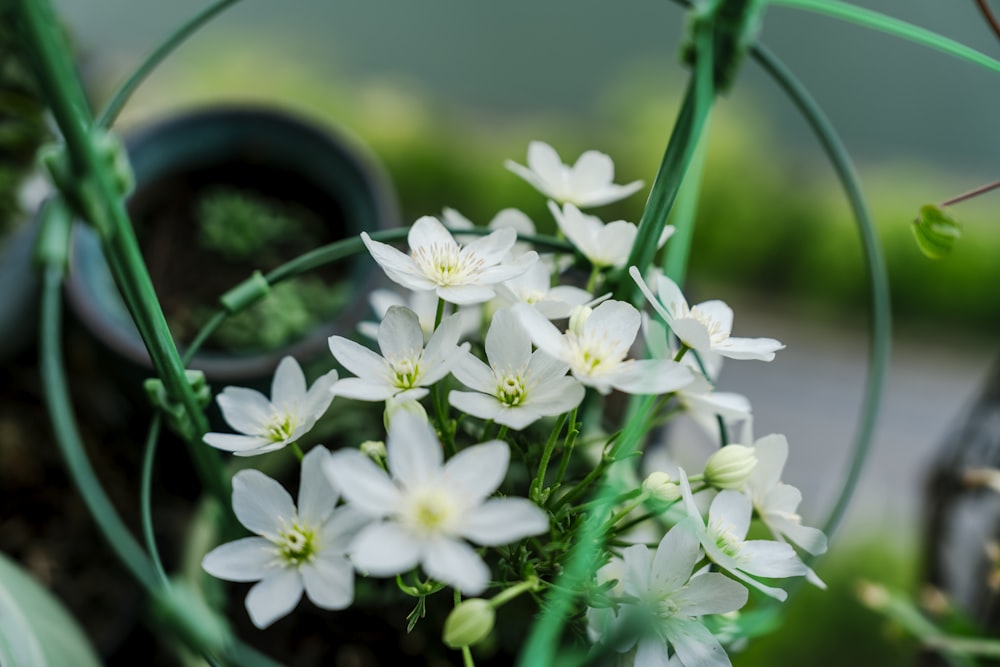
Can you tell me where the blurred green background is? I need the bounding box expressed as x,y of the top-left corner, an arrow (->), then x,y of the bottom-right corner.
18,1 -> 1000,663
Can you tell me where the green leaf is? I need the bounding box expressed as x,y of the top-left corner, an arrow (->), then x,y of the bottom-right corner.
912,204 -> 962,259
0,551 -> 102,667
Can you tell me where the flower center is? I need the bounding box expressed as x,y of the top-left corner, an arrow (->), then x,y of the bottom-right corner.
265,413 -> 296,443
710,519 -> 744,561
404,487 -> 457,536
688,305 -> 727,344
655,597 -> 681,620
565,331 -> 627,377
388,355 -> 421,389
411,242 -> 485,286
496,373 -> 527,406
277,521 -> 317,566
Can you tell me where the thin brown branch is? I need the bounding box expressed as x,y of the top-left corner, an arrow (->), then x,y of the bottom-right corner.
977,0 -> 1000,44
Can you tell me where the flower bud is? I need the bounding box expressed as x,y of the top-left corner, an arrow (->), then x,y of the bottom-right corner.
443,598 -> 495,648
704,445 -> 757,490
360,440 -> 386,463
383,397 -> 429,431
642,471 -> 680,502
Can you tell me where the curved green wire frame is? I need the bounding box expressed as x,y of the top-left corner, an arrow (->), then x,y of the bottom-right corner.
749,43 -> 892,541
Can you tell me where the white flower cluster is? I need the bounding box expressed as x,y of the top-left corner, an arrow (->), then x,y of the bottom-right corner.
200,141 -> 826,666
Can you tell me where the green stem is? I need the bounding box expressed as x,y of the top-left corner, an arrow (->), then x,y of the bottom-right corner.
490,578 -> 541,608
552,408 -> 580,491
531,412 -> 569,502
584,265 -> 602,294
662,106 -> 711,287
290,442 -> 305,462
140,415 -> 169,586
613,22 -> 716,304
16,0 -> 228,502
461,646 -> 476,667
766,0 -> 1000,75
96,0 -> 244,128
750,43 -> 891,541
40,264 -> 159,591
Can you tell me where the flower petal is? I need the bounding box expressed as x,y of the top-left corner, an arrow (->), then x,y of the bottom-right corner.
361,232 -> 435,292
441,440 -> 510,503
233,469 -> 295,539
460,498 -> 548,545
270,356 -> 307,411
713,336 -> 785,362
422,537 -> 491,594
451,351 -> 495,394
709,491 -> 752,541
216,387 -> 271,435
662,618 -> 732,667
387,412 -> 443,489
324,449 -> 401,517
651,524 -> 700,594
448,391 -> 502,423
486,308 -> 532,371
378,306 -> 424,362
512,302 -> 568,362
301,555 -> 354,610
328,336 -> 388,382
245,568 -> 303,629
608,359 -> 693,395
676,572 -> 748,616
203,432 -> 271,453
202,537 -> 276,582
298,446 -> 338,526
349,522 -> 422,576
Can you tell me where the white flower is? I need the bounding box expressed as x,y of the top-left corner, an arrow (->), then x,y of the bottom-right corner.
495,260 -> 593,319
203,356 -> 337,457
362,216 -> 537,305
745,434 -> 828,558
323,412 -> 548,594
442,206 -> 538,256
449,308 -> 585,429
549,202 -> 673,270
631,268 -> 784,362
678,469 -> 808,601
357,288 -> 480,342
589,524 -> 748,667
329,306 -> 465,402
202,447 -> 365,628
512,300 -> 693,396
504,140 -> 644,207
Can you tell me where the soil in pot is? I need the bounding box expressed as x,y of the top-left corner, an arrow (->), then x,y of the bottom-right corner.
127,159 -> 352,356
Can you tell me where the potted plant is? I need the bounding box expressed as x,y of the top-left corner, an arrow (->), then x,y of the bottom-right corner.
65,106 -> 399,385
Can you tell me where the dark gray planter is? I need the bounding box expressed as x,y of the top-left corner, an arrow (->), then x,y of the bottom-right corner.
66,106 -> 398,385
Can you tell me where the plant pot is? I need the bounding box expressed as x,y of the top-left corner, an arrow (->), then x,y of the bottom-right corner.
65,106 -> 399,386
0,211 -> 43,363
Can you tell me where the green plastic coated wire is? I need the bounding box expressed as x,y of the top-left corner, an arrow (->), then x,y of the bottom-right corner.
766,0 -> 1000,75
97,0 -> 245,128
517,16 -> 718,665
749,42 -> 892,541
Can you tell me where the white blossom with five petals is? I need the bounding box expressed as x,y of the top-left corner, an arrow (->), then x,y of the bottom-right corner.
202,447 -> 366,628
203,356 -> 337,457
329,306 -> 466,402
504,140 -> 644,207
512,300 -> 693,396
678,469 -> 808,601
362,216 -> 537,305
745,434 -> 828,558
588,524 -> 748,667
323,412 -> 548,594
449,308 -> 585,429
631,267 -> 784,362
549,202 -> 674,270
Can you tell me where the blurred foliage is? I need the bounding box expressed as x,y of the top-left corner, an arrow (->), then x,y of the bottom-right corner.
198,277 -> 350,351
0,3 -> 49,235
197,187 -> 311,263
108,40 -> 1000,334
734,535 -> 921,666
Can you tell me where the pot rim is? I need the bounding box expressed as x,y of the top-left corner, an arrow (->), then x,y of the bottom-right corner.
65,103 -> 399,383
